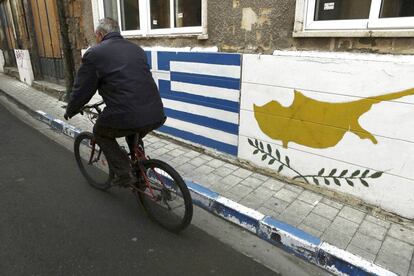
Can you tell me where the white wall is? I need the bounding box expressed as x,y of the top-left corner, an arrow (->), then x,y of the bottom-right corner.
14,49 -> 34,86
0,49 -> 4,72
239,51 -> 414,219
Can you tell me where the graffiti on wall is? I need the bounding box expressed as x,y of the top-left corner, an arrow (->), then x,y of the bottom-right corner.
14,49 -> 34,86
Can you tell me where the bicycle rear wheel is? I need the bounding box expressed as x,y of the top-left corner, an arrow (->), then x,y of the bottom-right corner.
136,159 -> 193,232
74,132 -> 113,190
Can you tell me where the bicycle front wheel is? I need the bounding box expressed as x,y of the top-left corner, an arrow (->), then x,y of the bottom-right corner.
137,159 -> 193,232
74,132 -> 113,190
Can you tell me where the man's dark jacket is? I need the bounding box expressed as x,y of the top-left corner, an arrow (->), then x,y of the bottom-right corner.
66,32 -> 165,129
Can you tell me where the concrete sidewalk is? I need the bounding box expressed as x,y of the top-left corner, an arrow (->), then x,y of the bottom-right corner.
1,73 -> 413,275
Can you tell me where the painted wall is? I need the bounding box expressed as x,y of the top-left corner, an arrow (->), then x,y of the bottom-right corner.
147,50 -> 241,155
0,49 -> 4,72
238,51 -> 414,219
14,49 -> 34,86
75,46 -> 414,218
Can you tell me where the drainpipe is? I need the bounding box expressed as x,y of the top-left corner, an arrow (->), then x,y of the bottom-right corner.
56,0 -> 75,102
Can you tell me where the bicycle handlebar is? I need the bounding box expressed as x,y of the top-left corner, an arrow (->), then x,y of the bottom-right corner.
82,100 -> 104,111
80,100 -> 105,115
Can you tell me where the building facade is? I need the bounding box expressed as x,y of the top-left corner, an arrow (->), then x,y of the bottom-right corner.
2,0 -> 414,219
0,0 -> 90,85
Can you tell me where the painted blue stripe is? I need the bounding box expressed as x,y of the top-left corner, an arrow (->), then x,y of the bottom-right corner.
164,108 -> 239,135
212,202 -> 259,233
158,51 -> 241,71
327,258 -> 365,276
159,80 -> 240,113
145,51 -> 152,69
186,181 -> 220,199
171,72 -> 240,90
159,125 -> 238,156
262,216 -> 321,245
161,91 -> 239,113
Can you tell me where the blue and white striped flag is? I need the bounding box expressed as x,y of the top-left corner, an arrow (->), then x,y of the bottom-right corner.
147,51 -> 241,156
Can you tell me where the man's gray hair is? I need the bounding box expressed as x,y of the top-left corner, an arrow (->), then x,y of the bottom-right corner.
96,17 -> 120,35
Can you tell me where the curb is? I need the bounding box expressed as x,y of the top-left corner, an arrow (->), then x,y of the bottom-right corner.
0,89 -> 396,276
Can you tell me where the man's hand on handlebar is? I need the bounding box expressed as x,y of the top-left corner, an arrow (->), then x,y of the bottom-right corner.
63,101 -> 103,121
64,112 -> 70,121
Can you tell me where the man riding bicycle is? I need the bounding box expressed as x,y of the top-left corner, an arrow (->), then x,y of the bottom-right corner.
64,18 -> 166,187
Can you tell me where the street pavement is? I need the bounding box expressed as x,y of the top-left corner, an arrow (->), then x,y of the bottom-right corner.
1,72 -> 414,275
0,101 -> 280,275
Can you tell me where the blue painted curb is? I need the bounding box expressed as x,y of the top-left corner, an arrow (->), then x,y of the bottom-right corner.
34,110 -> 396,276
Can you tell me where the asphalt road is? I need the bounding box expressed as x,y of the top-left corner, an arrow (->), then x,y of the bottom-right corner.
0,101 -> 278,275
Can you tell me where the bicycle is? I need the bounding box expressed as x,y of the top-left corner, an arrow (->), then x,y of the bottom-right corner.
72,101 -> 193,232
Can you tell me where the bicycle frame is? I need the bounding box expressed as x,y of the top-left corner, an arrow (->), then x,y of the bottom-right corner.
132,141 -> 171,204
81,101 -> 172,204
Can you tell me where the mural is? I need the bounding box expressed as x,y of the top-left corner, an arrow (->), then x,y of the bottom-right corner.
247,138 -> 383,187
147,50 -> 241,156
254,88 -> 414,149
239,52 -> 414,219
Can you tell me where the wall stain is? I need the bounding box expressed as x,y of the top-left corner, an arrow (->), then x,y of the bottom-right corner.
254,88 -> 414,149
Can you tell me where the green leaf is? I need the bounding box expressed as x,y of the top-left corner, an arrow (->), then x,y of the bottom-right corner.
267,144 -> 272,154
318,168 -> 325,176
329,169 -> 337,177
334,178 -> 341,186
351,170 -> 361,177
278,165 -> 284,173
259,141 -> 264,150
339,170 -> 348,177
285,156 -> 290,167
269,159 -> 276,165
248,138 -> 254,147
360,179 -> 369,187
313,177 -> 319,185
262,154 -> 267,161
370,171 -> 383,179
346,180 -> 354,186
276,149 -> 281,160
324,178 -> 330,185
253,149 -> 259,155
362,170 -> 370,178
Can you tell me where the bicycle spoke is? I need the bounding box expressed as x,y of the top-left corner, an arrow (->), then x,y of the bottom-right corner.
75,132 -> 112,190
136,159 -> 193,232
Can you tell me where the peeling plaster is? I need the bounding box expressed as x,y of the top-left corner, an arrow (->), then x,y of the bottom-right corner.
241,8 -> 258,32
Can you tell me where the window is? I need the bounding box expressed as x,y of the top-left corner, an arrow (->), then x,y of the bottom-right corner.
120,0 -> 140,31
314,0 -> 372,21
380,0 -> 414,18
174,0 -> 202,27
150,0 -> 170,29
294,0 -> 414,36
97,0 -> 203,36
103,0 -> 118,21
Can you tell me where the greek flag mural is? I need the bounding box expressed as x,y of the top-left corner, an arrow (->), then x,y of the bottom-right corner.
146,50 -> 241,156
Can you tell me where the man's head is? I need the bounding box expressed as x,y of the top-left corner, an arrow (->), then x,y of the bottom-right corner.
95,18 -> 120,44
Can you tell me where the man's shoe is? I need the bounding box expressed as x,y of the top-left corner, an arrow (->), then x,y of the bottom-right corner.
112,174 -> 138,187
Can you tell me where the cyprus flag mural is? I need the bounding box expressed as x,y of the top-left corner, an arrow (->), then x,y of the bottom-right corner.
238,51 -> 414,219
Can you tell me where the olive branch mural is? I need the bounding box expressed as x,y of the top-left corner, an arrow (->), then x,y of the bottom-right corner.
248,138 -> 383,187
